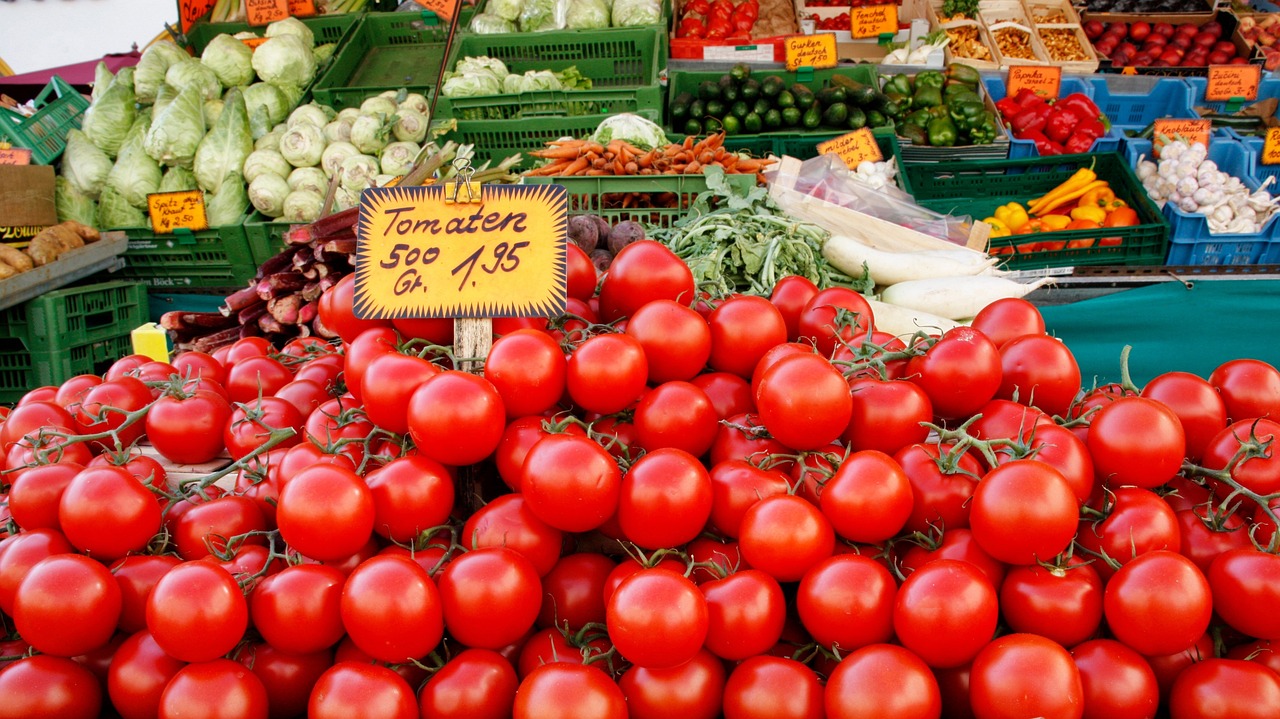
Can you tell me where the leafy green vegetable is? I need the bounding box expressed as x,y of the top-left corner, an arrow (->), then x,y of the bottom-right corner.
244,82 -> 292,139
611,0 -> 661,26
469,13 -> 518,33
194,87 -> 253,193
251,35 -> 316,90
205,172 -> 250,227
107,116 -> 162,209
133,41 -> 190,104
165,58 -> 223,102
97,185 -> 147,228
487,0 -> 522,21
91,61 -> 114,105
201,34 -> 255,89
204,98 -> 225,127
85,66 -> 136,158
55,176 -> 97,227
265,16 -> 315,48
567,0 -> 611,29
647,167 -> 866,296
589,114 -> 667,151
941,0 -> 979,19
145,84 -> 207,169
62,129 -> 113,199
159,166 -> 198,193
520,0 -> 567,32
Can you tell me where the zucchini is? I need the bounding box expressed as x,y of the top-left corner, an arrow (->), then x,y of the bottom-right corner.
830,74 -> 884,109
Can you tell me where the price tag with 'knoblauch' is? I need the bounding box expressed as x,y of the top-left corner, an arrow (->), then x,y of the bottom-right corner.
1153,118 -> 1211,157
353,184 -> 568,320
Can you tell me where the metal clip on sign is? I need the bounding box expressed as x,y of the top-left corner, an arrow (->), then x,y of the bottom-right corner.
444,158 -> 483,205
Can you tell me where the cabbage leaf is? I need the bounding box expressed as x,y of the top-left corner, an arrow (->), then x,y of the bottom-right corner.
194,87 -> 253,193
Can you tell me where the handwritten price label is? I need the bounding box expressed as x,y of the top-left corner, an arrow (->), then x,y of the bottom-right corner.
850,4 -> 897,39
147,191 -> 209,235
1007,65 -> 1062,101
0,147 -> 32,165
1262,127 -> 1280,166
241,36 -> 269,50
817,128 -> 883,169
417,0 -> 461,21
288,0 -> 317,17
1153,118 -> 1211,157
354,184 -> 568,319
785,34 -> 838,72
1206,64 -> 1261,102
246,0 -> 290,26
179,0 -> 217,32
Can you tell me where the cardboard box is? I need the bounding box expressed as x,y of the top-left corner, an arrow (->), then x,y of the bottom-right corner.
0,165 -> 56,228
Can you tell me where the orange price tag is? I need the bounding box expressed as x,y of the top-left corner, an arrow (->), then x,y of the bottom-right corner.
354,184 -> 568,320
1262,127 -> 1280,166
1006,65 -> 1061,101
147,191 -> 209,235
289,0 -> 318,17
179,0 -> 218,32
240,36 -> 269,50
0,147 -> 32,165
784,34 -> 838,72
415,0 -> 461,21
850,4 -> 898,39
246,0 -> 290,26
816,128 -> 883,169
1153,118 -> 1211,157
1205,64 -> 1261,102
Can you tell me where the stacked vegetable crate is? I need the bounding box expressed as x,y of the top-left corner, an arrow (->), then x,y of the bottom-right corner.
904,152 -> 1169,271
434,27 -> 666,168
311,12 -> 451,110
983,76 -> 1121,158
0,280 -> 147,403
1125,137 -> 1278,267
114,221 -> 260,293
519,173 -> 759,229
0,77 -> 90,166
183,13 -> 360,56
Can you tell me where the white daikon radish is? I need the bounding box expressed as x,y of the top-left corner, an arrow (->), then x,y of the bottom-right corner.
880,276 -> 1053,321
866,297 -> 965,338
823,234 -> 999,286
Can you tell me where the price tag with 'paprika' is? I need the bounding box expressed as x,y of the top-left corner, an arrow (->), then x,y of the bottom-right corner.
1007,65 -> 1061,101
817,128 -> 883,169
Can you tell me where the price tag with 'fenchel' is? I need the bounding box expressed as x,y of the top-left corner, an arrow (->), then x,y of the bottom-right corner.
354,184 -> 568,320
850,4 -> 897,39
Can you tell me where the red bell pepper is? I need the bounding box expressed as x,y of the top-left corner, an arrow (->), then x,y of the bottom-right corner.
1013,88 -> 1046,108
1021,130 -> 1064,156
684,0 -> 711,15
710,0 -> 734,20
995,96 -> 1024,122
1044,106 -> 1083,144
1063,133 -> 1098,154
1057,93 -> 1108,129
1010,101 -> 1052,137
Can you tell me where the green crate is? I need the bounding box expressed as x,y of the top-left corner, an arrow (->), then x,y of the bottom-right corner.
147,292 -> 229,323
373,0 -> 479,25
466,0 -> 669,29
311,12 -> 451,110
665,65 -> 884,146
904,153 -> 1169,271
0,281 -> 148,355
183,13 -> 360,56
435,114 -> 609,170
520,172 -> 758,228
0,334 -> 136,404
243,211 -> 296,265
114,221 -> 259,291
0,77 -> 90,166
435,27 -> 664,121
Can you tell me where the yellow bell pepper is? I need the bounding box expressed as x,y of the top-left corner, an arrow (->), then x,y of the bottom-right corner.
1040,214 -> 1072,231
994,202 -> 1029,232
983,217 -> 1011,237
1070,205 -> 1108,224
1079,186 -> 1125,211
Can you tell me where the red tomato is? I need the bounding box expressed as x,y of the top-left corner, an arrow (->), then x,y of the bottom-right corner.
249,563 -> 345,655
1168,658 -> 1280,719
970,297 -> 1046,348
893,559 -> 999,669
824,643 -> 942,719
104,354 -> 153,381
419,648 -> 518,719
632,381 -> 719,456
0,401 -> 75,452
391,316 -> 452,344
1104,550 -> 1212,657
707,458 -> 791,538
721,655 -> 824,719
755,353 -> 853,451
107,630 -> 185,719
896,442 -> 983,534
969,634 -> 1083,719
291,353 -> 344,390
537,552 -> 615,632
340,555 -> 443,664
1077,486 -> 1179,580
797,555 -> 895,653
1087,396 -> 1185,488
898,527 -> 1006,591
0,654 -> 101,719
234,643 -> 330,719
72,376 -> 151,448
146,562 -> 247,663
608,567 -> 708,669
493,415 -> 586,492
172,350 -> 227,385
485,329 -> 566,419
707,295 -> 788,379
1200,418 -> 1280,496
59,465 -> 162,562
770,274 -> 820,342
1208,547 -> 1280,641
276,463 -> 374,562
969,459 -> 1078,565
905,327 -> 1002,420
1208,358 -> 1280,422
597,240 -> 695,323
516,627 -> 608,678
156,659 -> 268,719
616,448 -> 712,549
820,449 -> 913,544
691,371 -> 754,419
0,528 -> 74,615
111,554 -> 180,635
738,495 -> 835,583
438,547 -> 542,651
619,647 -> 725,719
359,351 -> 441,435
565,242 -> 597,302
709,412 -> 790,468
521,433 -> 621,534
1141,371 -> 1228,462
318,274 -> 393,344
223,396 -> 305,461
173,495 -> 267,561
461,494 -> 563,577
796,287 -> 874,357
308,662 -> 417,719
842,378 -> 932,455
342,326 -> 399,404
626,299 -> 713,383
363,455 -> 454,543
1070,639 -> 1159,719
1000,560 -> 1103,648
147,390 -> 232,465
53,374 -> 103,412
702,568 -> 786,661
996,334 -> 1082,417
7,462 -> 81,531
13,554 -> 119,658
272,377 -> 329,418
1176,506 -> 1251,575
513,663 -> 627,719
224,355 -> 293,405
565,333 -> 648,415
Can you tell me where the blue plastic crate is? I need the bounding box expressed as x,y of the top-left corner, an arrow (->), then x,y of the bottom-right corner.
1125,137 -> 1274,266
1088,76 -> 1197,135
983,76 -> 1121,159
1237,136 -> 1280,192
1186,76 -> 1280,116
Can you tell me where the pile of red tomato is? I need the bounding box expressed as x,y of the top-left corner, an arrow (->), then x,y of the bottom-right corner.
1,238 -> 1280,719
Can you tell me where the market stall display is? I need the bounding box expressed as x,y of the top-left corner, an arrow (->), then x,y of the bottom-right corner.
5,1 -> 1280,716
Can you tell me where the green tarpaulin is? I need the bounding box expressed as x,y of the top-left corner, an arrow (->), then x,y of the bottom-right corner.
1040,280 -> 1280,388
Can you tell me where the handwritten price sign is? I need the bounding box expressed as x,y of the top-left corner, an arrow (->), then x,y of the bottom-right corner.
246,0 -> 289,26
354,184 -> 568,319
817,128 -> 883,168
1262,127 -> 1280,166
288,0 -> 317,17
147,191 -> 209,234
1007,65 -> 1062,101
0,147 -> 32,165
417,0 -> 462,21
784,34 -> 838,72
1206,64 -> 1261,102
178,0 -> 217,32
1153,118 -> 1211,157
850,4 -> 897,39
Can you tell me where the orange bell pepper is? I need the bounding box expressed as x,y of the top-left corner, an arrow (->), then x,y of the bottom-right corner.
1103,207 -> 1140,227
1065,219 -> 1102,230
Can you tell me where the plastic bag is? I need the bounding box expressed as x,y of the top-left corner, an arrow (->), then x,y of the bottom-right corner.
764,154 -> 972,246
519,0 -> 569,32
611,0 -> 661,26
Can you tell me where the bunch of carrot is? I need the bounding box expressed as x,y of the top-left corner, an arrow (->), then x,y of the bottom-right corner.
522,133 -> 773,178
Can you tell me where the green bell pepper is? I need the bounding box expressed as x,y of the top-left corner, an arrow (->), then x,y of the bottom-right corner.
927,115 -> 958,147
882,73 -> 913,98
949,99 -> 987,131
943,83 -> 981,105
880,95 -> 908,120
914,71 -> 946,91
912,85 -> 943,110
898,123 -> 929,146
945,62 -> 981,86
967,110 -> 1001,145
904,108 -> 933,129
